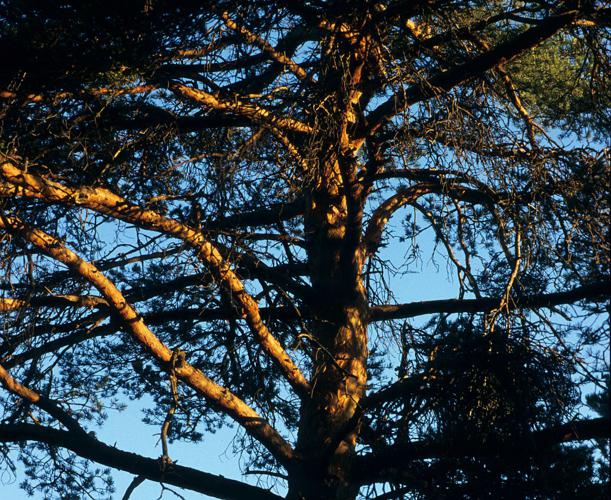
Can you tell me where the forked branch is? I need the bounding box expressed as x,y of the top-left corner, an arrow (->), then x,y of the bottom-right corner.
0,161 -> 310,398
0,215 -> 295,465
365,4 -> 579,134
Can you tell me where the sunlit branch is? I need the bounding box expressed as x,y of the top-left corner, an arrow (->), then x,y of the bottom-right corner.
0,363 -> 87,435
0,294 -> 106,311
171,84 -> 313,134
0,84 -> 157,104
220,11 -> 311,82
0,215 -> 295,465
0,161 -> 311,398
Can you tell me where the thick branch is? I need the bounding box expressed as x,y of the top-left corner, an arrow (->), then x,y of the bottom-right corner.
369,281 -> 610,321
0,216 -> 295,465
366,4 -> 578,133
364,183 -> 435,255
0,294 -> 106,312
207,198 -> 305,229
0,424 -> 282,500
352,417 -> 610,484
4,282 -> 604,365
8,280 -> 605,370
171,84 -> 312,134
0,363 -> 87,436
0,161 -> 310,399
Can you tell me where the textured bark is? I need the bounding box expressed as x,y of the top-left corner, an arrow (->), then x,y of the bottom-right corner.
288,149 -> 369,499
0,216 -> 295,466
0,2 -> 607,498
0,161 -> 310,398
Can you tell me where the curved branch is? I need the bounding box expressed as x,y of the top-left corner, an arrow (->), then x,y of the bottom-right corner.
364,183 -> 435,255
0,424 -> 282,500
0,161 -> 310,399
0,215 -> 295,466
364,180 -> 498,257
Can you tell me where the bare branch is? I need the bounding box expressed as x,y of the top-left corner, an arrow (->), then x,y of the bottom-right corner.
0,215 -> 295,465
369,281 -> 610,322
0,161 -> 311,398
0,424 -> 283,500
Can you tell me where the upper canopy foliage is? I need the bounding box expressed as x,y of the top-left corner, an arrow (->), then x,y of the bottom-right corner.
0,1 -> 609,498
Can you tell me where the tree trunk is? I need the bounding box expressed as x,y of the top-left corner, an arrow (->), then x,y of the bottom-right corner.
289,155 -> 368,499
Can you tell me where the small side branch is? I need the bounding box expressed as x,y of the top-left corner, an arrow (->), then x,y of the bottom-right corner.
0,215 -> 295,466
220,11 -> 311,82
159,349 -> 184,470
0,424 -> 283,500
122,476 -> 146,500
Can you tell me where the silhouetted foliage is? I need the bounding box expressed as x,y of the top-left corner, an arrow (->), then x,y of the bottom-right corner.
0,1 -> 608,498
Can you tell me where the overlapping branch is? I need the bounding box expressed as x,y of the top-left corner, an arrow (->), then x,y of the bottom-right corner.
0,354 -> 281,498
3,282 -> 604,368
0,216 -> 295,464
0,423 -> 282,500
0,423 -> 284,500
171,84 -> 312,134
0,161 -> 310,399
351,417 -> 610,484
220,11 -> 310,82
365,4 -> 579,134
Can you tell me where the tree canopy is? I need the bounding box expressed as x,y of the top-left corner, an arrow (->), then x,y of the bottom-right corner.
0,1 -> 609,498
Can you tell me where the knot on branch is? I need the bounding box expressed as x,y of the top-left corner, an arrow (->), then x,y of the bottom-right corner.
157,454 -> 174,474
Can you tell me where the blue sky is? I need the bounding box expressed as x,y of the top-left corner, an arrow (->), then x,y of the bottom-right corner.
1,217 -> 460,499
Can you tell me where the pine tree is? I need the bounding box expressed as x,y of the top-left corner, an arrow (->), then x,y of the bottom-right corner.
0,1 -> 609,498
